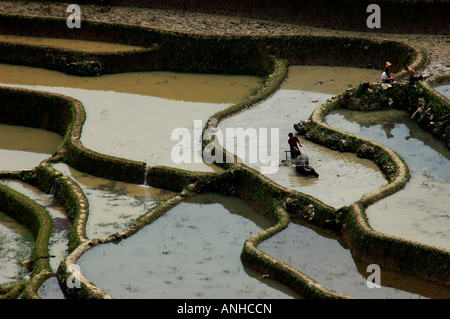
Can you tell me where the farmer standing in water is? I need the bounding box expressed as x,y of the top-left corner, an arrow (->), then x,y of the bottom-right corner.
288,132 -> 302,159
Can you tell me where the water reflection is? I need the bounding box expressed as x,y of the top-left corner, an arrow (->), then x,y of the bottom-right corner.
0,124 -> 63,171
259,221 -> 450,298
326,109 -> 450,250
1,63 -> 263,172
53,163 -> 174,239
434,83 -> 450,100
77,193 -> 301,299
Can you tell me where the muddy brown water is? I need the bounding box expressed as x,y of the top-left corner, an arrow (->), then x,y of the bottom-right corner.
77,193 -> 301,299
0,34 -> 144,52
0,123 -> 66,291
0,124 -> 63,171
0,63 -> 263,103
326,109 -> 450,250
0,63 -> 262,172
282,65 -> 382,95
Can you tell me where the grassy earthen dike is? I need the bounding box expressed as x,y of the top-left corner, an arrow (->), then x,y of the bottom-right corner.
0,1 -> 449,299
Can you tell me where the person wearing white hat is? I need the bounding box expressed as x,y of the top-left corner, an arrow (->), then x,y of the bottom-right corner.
381,62 -> 394,83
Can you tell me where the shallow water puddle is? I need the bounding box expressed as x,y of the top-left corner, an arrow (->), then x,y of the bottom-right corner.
52,163 -> 175,239
0,34 -> 144,52
0,210 -> 34,286
218,66 -> 386,208
259,221 -> 450,298
0,124 -> 63,171
326,109 -> 450,250
0,179 -> 71,273
77,193 -> 301,299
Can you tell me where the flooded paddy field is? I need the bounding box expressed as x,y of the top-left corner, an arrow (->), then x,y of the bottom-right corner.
0,210 -> 34,287
218,65 -> 386,208
0,63 -> 262,103
0,122 -> 67,295
0,178 -> 70,298
434,82 -> 450,100
326,109 -> 450,250
259,221 -> 450,299
37,276 -> 65,299
0,63 -> 263,172
0,124 -> 63,171
0,32 -> 449,299
217,65 -> 450,298
77,193 -> 301,299
0,34 -> 144,52
52,162 -> 174,239
0,179 -> 70,273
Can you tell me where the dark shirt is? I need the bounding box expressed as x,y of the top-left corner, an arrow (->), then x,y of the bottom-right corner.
288,136 -> 301,149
